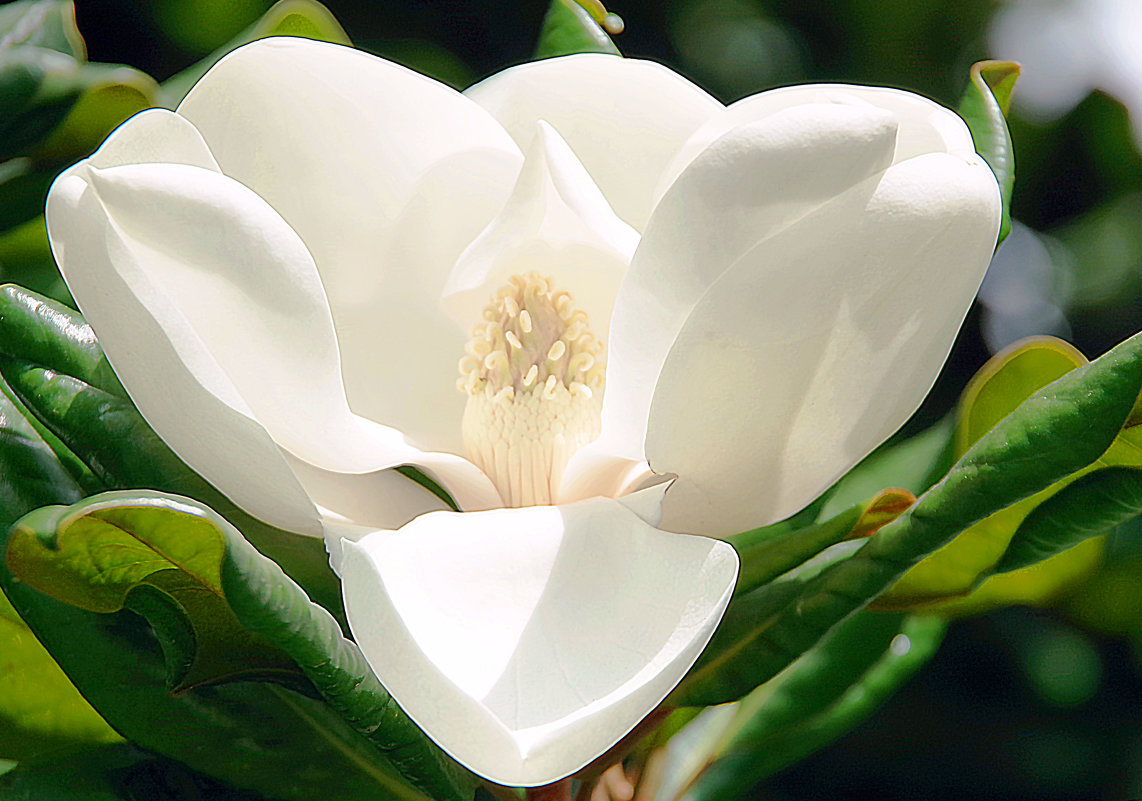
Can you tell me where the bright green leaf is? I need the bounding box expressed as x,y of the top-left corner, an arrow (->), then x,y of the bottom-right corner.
7,496 -> 307,692
0,588 -> 121,762
731,488 -> 914,598
958,60 -> 1019,244
997,466 -> 1142,573
535,0 -> 621,59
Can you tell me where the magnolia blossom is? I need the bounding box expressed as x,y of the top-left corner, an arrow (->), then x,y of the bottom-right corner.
46,38 -> 1000,786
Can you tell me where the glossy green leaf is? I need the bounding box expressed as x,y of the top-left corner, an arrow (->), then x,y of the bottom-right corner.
997,466 -> 1142,573
731,488 -> 914,598
535,0 -> 621,59
7,498 -> 306,692
958,60 -> 1018,244
675,329 -> 1142,705
159,0 -> 352,108
882,336 -> 1135,614
672,614 -> 944,801
6,491 -> 476,801
0,288 -> 341,616
0,285 -> 122,395
0,744 -> 264,801
0,589 -> 121,762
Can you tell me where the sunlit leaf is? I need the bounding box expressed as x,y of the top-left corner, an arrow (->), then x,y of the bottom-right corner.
535,0 -> 621,59
958,60 -> 1019,244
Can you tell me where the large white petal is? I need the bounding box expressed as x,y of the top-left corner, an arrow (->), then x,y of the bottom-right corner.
47,113 -> 320,534
644,148 -> 1000,536
179,37 -> 523,455
50,111 -> 500,524
341,497 -> 738,786
656,83 -> 978,202
600,103 -> 900,467
465,54 -> 723,232
442,122 -> 638,347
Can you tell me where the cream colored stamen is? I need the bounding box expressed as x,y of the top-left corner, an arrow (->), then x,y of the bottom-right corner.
457,272 -> 605,507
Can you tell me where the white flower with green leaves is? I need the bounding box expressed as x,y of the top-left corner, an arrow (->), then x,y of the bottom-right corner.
46,37 -> 1000,787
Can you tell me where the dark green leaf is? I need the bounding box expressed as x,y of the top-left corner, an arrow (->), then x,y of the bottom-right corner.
1,506 -> 438,801
957,60 -> 1018,244
677,614 -> 944,801
0,284 -> 122,395
535,0 -> 620,59
8,496 -> 307,692
159,0 -> 351,108
997,466 -> 1142,573
7,491 -> 476,801
731,488 -> 914,598
0,744 -> 266,801
676,329 -> 1142,705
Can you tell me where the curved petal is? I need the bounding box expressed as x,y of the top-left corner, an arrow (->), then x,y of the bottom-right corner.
601,103 -> 901,467
179,37 -> 524,455
442,122 -> 638,347
341,497 -> 738,786
656,83 -> 977,202
46,114 -> 320,534
645,149 -> 1001,536
465,54 -> 723,232
51,112 -> 500,525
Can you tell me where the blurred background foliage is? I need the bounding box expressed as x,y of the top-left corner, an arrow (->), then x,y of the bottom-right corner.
6,0 -> 1142,798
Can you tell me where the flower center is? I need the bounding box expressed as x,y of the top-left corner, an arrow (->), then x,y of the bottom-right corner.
457,273 -> 605,507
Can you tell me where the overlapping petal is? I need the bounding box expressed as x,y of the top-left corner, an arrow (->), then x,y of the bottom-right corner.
442,121 -> 638,348
341,495 -> 738,786
466,53 -> 723,231
602,100 -> 1000,535
179,37 -> 525,456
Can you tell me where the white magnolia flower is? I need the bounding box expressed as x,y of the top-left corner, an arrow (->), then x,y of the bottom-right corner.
46,38 -> 1000,787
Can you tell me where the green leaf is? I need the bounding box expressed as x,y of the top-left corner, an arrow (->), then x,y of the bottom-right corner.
676,329 -> 1142,705
0,589 -> 121,762
731,488 -> 914,598
6,491 -> 476,801
0,288 -> 342,617
7,496 -> 307,692
881,336 -> 1140,614
671,614 -> 944,801
998,466 -> 1142,573
0,499 -> 448,801
957,60 -> 1019,245
535,0 -> 621,59
0,744 -> 264,801
159,0 -> 352,108
0,285 -> 122,395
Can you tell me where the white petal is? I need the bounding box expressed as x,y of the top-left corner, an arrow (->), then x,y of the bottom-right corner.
46,114 -> 320,534
601,103 -> 900,467
466,54 -> 723,231
52,113 -> 500,527
644,148 -> 1000,535
341,497 -> 738,786
657,83 -> 977,202
442,122 -> 638,346
179,37 -> 523,455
